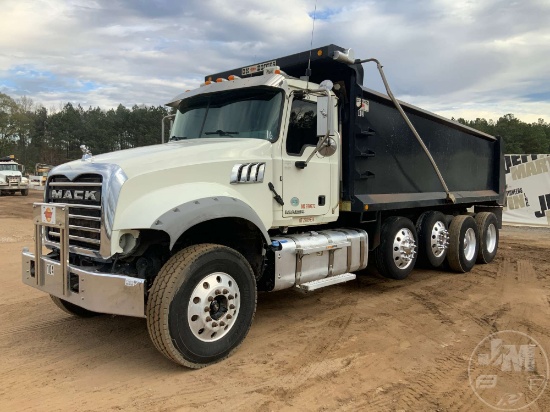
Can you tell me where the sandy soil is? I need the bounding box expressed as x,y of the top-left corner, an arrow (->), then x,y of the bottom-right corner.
1,190 -> 550,411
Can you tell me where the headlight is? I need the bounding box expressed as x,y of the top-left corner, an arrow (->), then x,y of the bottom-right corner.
21,177 -> 29,184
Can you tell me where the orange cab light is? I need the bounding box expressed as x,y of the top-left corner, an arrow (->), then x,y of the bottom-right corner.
228,75 -> 241,81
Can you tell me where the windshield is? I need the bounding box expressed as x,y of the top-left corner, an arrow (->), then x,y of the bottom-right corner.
171,87 -> 283,142
0,164 -> 18,171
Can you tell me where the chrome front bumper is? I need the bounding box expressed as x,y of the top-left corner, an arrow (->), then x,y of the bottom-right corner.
22,203 -> 146,318
0,183 -> 28,189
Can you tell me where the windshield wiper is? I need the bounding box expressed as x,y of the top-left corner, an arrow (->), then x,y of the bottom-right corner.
170,136 -> 187,141
204,130 -> 239,136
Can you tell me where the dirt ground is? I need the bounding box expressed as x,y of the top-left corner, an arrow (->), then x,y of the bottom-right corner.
1,190 -> 550,411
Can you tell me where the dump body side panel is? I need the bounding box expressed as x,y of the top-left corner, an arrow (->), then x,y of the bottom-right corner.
343,85 -> 504,212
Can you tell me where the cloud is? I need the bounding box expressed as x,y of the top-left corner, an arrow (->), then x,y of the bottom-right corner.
0,0 -> 548,122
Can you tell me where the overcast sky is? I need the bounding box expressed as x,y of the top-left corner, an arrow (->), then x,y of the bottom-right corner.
1,0 -> 549,122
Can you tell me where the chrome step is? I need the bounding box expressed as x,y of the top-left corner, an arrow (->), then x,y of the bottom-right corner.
297,273 -> 356,292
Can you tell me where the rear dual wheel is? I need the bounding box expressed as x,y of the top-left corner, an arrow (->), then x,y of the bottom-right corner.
475,212 -> 499,264
446,215 -> 479,273
416,211 -> 449,268
374,217 -> 418,280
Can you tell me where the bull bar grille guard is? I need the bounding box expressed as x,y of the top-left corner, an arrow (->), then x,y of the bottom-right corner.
22,203 -> 146,318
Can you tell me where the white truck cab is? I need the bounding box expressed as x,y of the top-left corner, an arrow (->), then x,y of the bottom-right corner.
0,155 -> 29,196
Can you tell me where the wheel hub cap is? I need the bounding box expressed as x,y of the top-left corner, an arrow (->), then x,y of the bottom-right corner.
431,222 -> 449,258
486,223 -> 497,253
187,272 -> 240,342
392,228 -> 417,269
464,227 -> 477,261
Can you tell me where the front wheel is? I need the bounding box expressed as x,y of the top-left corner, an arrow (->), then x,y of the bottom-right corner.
147,244 -> 257,368
374,216 -> 418,280
21,189 -> 29,196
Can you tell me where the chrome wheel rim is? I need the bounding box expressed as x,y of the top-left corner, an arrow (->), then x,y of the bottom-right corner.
430,221 -> 449,258
392,228 -> 417,270
187,272 -> 240,342
486,223 -> 497,253
463,227 -> 477,261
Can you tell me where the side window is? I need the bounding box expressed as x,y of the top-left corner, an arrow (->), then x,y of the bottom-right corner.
286,99 -> 318,155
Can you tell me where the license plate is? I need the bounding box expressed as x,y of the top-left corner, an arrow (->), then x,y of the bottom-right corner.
46,263 -> 55,276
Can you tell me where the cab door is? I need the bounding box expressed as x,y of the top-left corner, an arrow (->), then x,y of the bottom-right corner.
281,96 -> 332,218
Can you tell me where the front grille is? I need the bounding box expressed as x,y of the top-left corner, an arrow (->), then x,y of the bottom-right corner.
7,175 -> 21,185
46,174 -> 103,252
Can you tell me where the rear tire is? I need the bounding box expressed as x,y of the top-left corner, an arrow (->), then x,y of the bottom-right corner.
416,211 -> 449,268
446,215 -> 479,273
374,217 -> 418,280
147,244 -> 257,368
475,212 -> 499,264
50,295 -> 101,317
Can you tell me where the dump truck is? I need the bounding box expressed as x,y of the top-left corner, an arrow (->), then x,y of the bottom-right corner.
0,155 -> 29,196
22,45 -> 504,368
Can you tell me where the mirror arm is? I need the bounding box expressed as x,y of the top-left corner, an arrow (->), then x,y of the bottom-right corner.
295,131 -> 331,169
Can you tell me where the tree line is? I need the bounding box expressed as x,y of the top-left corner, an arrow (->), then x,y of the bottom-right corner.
1,91 -> 549,173
0,92 -> 170,173
455,114 -> 550,154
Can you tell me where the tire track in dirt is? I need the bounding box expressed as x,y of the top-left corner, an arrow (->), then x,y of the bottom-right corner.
0,316 -> 81,337
253,292 -> 359,405
396,352 -> 480,411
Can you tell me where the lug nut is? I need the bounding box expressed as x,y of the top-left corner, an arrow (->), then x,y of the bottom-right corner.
204,306 -> 210,312
206,316 -> 212,322
208,296 -> 214,302
226,314 -> 232,320
215,289 -> 221,295
228,295 -> 234,300
229,304 -> 235,309
212,322 -> 218,327
220,321 -> 225,326
223,289 -> 229,294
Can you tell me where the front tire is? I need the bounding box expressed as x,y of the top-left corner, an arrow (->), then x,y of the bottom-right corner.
374,216 -> 418,280
147,244 -> 257,368
21,189 -> 29,196
446,215 -> 479,273
475,212 -> 499,264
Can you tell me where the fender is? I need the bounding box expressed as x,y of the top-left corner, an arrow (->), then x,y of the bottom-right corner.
153,196 -> 270,249
113,182 -> 272,250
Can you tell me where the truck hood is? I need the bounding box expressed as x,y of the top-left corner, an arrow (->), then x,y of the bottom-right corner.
52,138 -> 273,179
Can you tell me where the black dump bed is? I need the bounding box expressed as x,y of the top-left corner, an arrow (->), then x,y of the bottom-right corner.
208,44 -> 505,213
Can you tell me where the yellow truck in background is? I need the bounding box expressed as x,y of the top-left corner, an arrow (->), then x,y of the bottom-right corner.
35,163 -> 54,186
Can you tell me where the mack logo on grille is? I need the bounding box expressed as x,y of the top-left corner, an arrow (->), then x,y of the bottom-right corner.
50,189 -> 101,202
